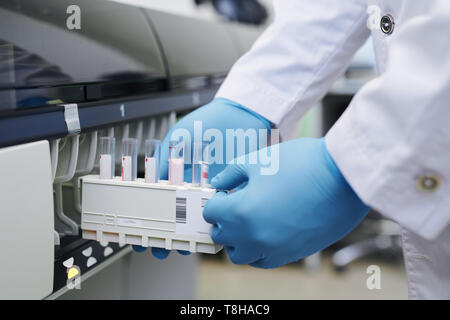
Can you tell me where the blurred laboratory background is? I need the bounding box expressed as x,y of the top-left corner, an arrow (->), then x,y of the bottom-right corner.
0,0 -> 408,299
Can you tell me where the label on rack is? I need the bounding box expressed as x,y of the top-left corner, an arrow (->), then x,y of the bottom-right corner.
122,156 -> 132,181
145,157 -> 157,183
117,218 -> 142,227
99,154 -> 112,179
175,189 -> 214,236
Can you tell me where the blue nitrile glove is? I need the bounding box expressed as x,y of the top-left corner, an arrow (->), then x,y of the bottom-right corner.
136,98 -> 271,259
203,137 -> 370,268
160,97 -> 271,182
131,246 -> 190,259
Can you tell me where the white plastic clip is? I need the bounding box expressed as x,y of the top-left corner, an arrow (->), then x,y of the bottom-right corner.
119,233 -> 126,247
141,236 -> 149,247
63,103 -> 81,135
189,241 -> 196,253
165,238 -> 172,250
96,230 -> 103,242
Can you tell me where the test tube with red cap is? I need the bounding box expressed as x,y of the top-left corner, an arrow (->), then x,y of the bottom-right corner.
168,140 -> 184,185
121,138 -> 138,181
192,142 -> 210,187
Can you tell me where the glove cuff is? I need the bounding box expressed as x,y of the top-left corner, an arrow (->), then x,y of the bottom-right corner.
322,138 -> 365,203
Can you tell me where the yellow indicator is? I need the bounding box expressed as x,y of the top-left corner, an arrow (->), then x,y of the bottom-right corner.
67,267 -> 79,280
47,99 -> 64,105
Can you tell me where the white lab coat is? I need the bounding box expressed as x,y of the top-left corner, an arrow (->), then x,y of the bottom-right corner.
217,0 -> 450,299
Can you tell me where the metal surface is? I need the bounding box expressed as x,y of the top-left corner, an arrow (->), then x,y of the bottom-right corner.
0,0 -> 167,110
145,9 -> 240,78
0,86 -> 218,148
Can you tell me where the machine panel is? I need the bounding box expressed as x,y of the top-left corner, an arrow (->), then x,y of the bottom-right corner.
0,141 -> 54,299
0,0 -> 167,111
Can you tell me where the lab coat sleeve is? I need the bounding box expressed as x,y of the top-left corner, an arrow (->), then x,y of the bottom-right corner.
326,2 -> 450,240
216,0 -> 370,138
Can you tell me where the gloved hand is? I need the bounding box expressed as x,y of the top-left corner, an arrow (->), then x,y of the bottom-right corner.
135,98 -> 271,259
203,137 -> 370,268
159,97 -> 271,182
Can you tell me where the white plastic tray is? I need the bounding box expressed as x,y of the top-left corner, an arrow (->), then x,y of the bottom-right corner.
81,175 -> 222,254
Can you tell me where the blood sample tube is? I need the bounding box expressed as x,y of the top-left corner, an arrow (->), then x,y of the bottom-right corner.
200,161 -> 210,188
168,140 -> 184,185
192,142 -> 210,187
192,142 -> 202,186
145,139 -> 161,183
201,143 -> 210,187
99,137 -> 115,179
121,138 -> 138,181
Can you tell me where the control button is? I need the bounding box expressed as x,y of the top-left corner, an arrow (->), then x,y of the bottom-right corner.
100,241 -> 109,247
82,247 -> 93,257
104,247 -> 113,257
380,14 -> 395,35
86,257 -> 97,267
417,175 -> 440,192
67,266 -> 80,280
63,257 -> 74,268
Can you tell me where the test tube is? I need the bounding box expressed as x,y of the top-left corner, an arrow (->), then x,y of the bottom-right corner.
192,142 -> 210,187
121,138 -> 138,181
200,143 -> 210,187
99,137 -> 115,179
145,139 -> 161,183
200,161 -> 210,187
168,140 -> 184,185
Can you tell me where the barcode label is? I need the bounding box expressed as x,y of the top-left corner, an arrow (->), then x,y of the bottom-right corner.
175,189 -> 215,236
176,197 -> 187,224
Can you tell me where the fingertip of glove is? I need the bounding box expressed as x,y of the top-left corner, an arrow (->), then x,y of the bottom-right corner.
151,247 -> 171,260
211,172 -> 228,190
132,245 -> 147,253
210,175 -> 220,188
